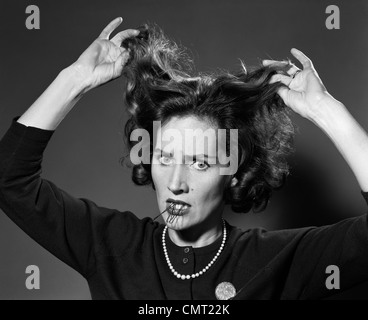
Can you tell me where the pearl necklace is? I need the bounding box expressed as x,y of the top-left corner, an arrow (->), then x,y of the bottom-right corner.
162,219 -> 227,280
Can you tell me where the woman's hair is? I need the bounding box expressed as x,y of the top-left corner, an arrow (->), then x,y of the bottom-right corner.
120,24 -> 295,213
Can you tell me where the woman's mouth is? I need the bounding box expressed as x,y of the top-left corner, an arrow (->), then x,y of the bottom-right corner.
167,204 -> 190,215
166,199 -> 191,216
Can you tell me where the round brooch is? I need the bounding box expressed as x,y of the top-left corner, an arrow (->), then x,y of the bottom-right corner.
215,281 -> 236,300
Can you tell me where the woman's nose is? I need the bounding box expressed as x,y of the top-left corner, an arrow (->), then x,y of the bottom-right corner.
167,164 -> 189,195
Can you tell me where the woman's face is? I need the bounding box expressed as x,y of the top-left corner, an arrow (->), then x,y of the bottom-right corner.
151,115 -> 231,230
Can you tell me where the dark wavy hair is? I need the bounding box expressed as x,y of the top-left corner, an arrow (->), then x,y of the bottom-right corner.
120,23 -> 295,213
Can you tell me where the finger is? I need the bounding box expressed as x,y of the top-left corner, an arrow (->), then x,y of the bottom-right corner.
276,86 -> 289,102
263,59 -> 300,71
286,65 -> 301,77
262,59 -> 288,67
110,29 -> 140,47
290,48 -> 313,69
270,74 -> 292,86
112,52 -> 130,77
99,17 -> 123,39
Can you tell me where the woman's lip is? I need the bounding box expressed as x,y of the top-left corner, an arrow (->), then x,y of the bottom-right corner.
166,198 -> 191,206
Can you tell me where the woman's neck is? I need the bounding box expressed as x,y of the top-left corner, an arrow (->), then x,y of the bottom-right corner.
167,218 -> 223,248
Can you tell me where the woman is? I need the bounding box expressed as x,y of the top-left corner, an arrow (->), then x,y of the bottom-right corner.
0,17 -> 367,300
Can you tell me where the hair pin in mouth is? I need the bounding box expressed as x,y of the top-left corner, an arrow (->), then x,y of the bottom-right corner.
166,206 -> 184,224
153,202 -> 188,224
153,203 -> 175,221
167,204 -> 186,215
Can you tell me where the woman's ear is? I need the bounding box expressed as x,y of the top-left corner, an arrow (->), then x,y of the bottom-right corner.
230,177 -> 238,187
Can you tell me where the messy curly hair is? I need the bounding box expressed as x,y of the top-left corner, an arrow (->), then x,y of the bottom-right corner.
120,24 -> 295,213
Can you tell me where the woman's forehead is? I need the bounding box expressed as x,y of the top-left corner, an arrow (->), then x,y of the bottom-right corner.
155,116 -> 219,154
161,115 -> 215,132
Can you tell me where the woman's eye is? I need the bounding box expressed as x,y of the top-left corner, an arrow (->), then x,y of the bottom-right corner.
191,161 -> 209,171
159,156 -> 173,166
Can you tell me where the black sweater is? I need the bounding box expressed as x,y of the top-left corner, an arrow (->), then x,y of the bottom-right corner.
1,116 -> 368,300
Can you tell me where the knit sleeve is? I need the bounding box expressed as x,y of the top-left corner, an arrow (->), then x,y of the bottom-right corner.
0,117 -> 137,278
284,209 -> 368,299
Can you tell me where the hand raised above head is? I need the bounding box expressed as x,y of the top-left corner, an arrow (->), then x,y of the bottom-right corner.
263,48 -> 330,121
71,17 -> 140,92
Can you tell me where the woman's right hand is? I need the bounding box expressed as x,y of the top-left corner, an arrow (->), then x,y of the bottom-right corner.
71,17 -> 139,92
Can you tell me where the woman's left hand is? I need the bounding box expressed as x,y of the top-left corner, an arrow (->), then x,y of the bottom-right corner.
263,48 -> 330,121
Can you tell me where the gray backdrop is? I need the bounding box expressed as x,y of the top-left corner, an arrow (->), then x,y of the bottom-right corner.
0,0 -> 367,299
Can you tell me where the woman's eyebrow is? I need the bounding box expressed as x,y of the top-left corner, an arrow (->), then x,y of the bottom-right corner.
154,147 -> 221,164
185,154 -> 218,164
154,148 -> 172,157
187,153 -> 216,159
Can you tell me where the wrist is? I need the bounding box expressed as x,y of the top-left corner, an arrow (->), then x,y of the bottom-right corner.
308,95 -> 357,149
308,93 -> 346,129
61,63 -> 93,96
